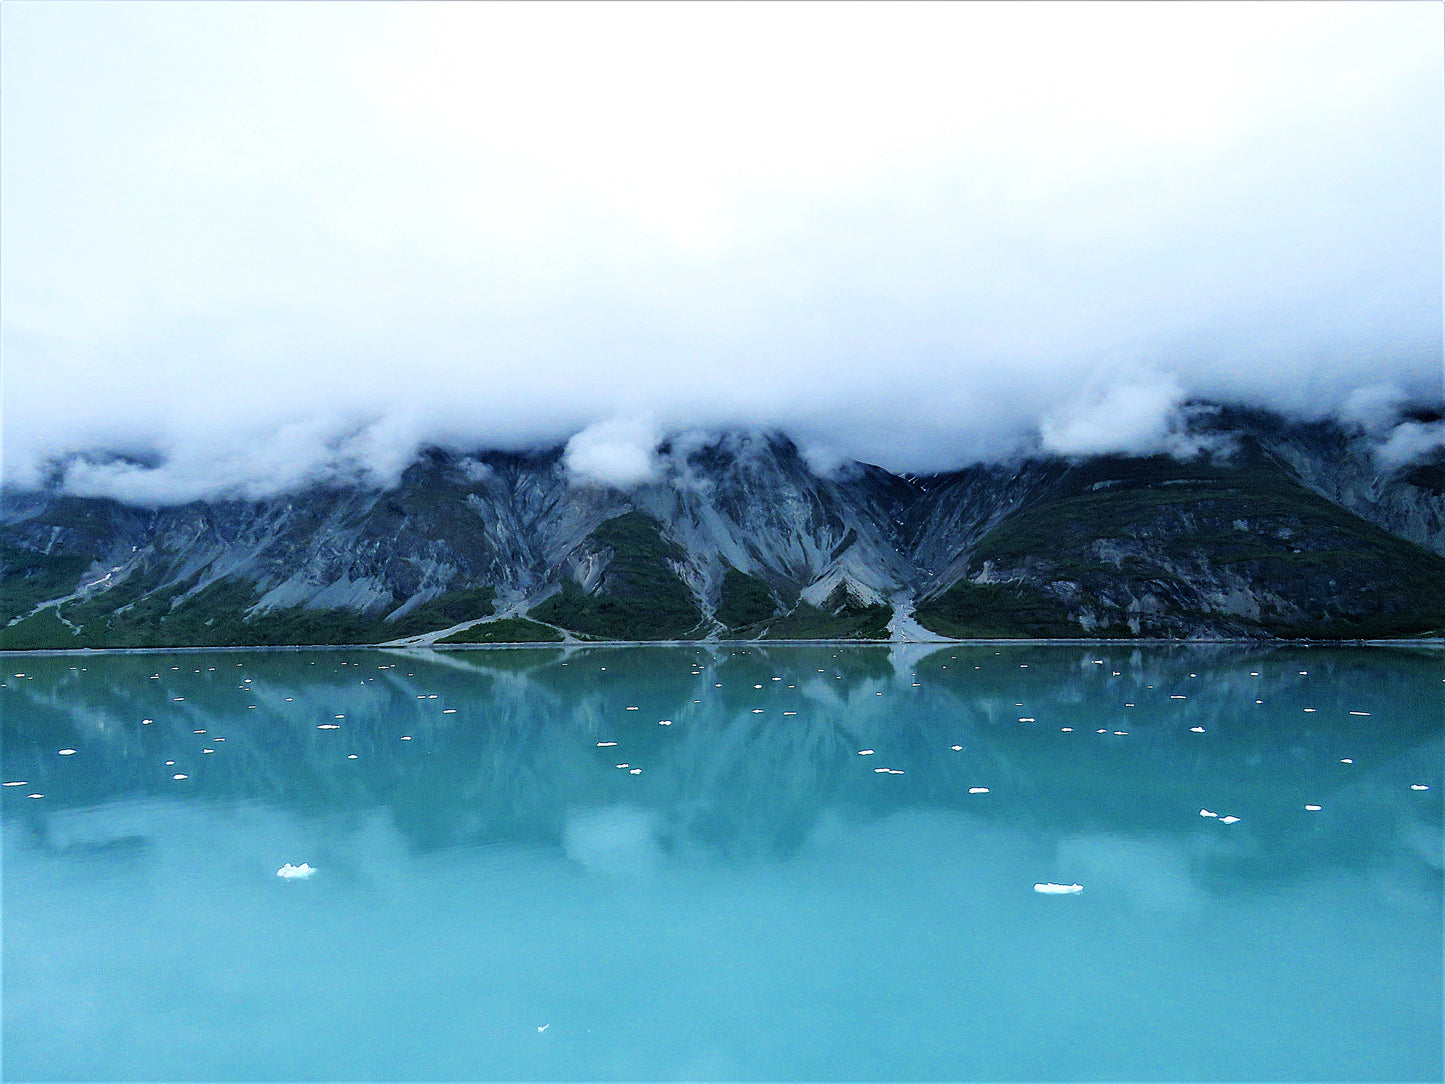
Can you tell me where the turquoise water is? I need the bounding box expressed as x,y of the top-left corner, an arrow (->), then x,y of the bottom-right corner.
3,643 -> 1441,1081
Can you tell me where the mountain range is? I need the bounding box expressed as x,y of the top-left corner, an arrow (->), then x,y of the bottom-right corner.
3,404 -> 1442,648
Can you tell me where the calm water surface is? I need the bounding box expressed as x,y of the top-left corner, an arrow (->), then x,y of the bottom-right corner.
3,643 -> 1441,1081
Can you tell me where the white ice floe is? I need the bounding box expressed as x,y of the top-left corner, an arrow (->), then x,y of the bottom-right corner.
1034,883 -> 1083,895
277,862 -> 316,879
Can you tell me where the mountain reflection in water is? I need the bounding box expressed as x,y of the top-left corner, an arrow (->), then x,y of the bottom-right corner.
5,644 -> 1440,879
3,643 -> 1440,1082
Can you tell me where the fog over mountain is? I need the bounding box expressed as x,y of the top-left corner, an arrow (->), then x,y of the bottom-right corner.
2,2 -> 1440,505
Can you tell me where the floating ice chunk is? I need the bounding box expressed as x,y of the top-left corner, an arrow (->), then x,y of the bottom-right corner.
1200,809 -> 1218,818
1034,883 -> 1082,895
277,862 -> 316,879
1220,816 -> 1240,824
968,787 -> 990,794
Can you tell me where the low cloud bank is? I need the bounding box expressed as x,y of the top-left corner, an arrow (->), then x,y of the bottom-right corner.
2,3 -> 1439,503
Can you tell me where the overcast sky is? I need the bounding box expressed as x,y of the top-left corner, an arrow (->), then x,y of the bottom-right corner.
2,1 -> 1441,501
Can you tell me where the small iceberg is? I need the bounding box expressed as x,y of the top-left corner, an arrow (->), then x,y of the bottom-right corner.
1034,882 -> 1083,895
277,862 -> 317,880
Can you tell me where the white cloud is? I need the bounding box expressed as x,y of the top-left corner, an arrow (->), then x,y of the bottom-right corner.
1,2 -> 1439,501
1039,373 -> 1189,457
1340,384 -> 1409,432
563,418 -> 662,489
1376,421 -> 1445,471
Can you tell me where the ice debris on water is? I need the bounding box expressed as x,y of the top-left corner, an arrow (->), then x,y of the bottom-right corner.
277,863 -> 316,879
1034,883 -> 1083,895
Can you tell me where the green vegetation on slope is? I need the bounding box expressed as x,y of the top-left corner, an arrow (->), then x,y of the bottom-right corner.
529,512 -> 703,640
762,586 -> 890,640
938,451 -> 1445,639
715,568 -> 778,630
914,581 -> 1120,639
437,617 -> 564,643
0,576 -> 495,650
0,544 -> 93,624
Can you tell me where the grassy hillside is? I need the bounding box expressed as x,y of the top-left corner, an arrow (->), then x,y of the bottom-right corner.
762,585 -> 890,640
529,512 -> 704,640
916,451 -> 1445,640
0,576 -> 495,650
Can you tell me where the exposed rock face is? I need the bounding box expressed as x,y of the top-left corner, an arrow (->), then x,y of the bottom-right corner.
2,409 -> 1442,646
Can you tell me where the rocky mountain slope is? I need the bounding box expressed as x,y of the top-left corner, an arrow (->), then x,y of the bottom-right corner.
2,409 -> 1442,647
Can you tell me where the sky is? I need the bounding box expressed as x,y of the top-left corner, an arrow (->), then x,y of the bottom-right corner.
2,1 -> 1441,501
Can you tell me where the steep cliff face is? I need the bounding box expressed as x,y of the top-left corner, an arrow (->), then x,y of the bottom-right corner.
2,411 -> 1442,646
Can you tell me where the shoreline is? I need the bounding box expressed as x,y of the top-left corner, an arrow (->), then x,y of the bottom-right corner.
3,636 -> 1442,657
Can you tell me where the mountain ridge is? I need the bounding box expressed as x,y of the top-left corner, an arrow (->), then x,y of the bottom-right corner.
3,407 -> 1442,647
